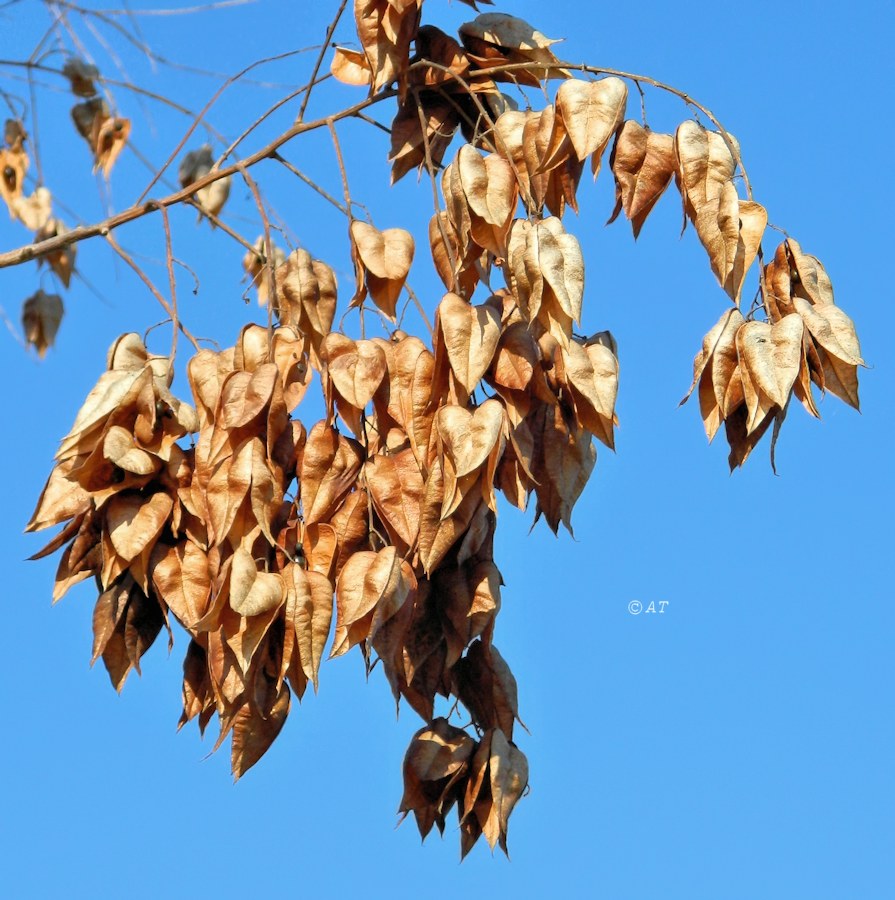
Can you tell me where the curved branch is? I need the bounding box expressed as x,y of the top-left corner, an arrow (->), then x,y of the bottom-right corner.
466,59 -> 755,200
0,91 -> 394,271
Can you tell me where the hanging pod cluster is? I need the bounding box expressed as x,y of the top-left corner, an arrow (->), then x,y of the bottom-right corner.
25,1 -> 864,859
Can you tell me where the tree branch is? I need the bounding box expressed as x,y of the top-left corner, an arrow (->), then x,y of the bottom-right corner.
0,91 -> 393,271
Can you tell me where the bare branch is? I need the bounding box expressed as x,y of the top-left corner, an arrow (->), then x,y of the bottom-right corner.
135,47 -> 316,204
296,0 -> 348,124
0,92 -> 393,271
105,230 -> 200,351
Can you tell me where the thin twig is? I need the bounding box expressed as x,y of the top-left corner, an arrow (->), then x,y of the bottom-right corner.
136,47 -> 312,204
27,65 -> 43,184
105,230 -> 200,351
414,87 -> 458,291
352,111 -> 391,136
633,79 -> 647,126
173,256 -> 200,295
158,205 -> 179,361
0,304 -> 25,347
184,199 -> 258,256
402,284 -> 433,336
235,161 -> 276,330
271,152 -> 348,215
460,58 -> 755,200
218,76 -> 329,166
326,117 -> 353,218
296,0 -> 347,124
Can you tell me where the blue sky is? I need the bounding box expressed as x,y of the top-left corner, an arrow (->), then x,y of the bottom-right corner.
2,1 -> 893,898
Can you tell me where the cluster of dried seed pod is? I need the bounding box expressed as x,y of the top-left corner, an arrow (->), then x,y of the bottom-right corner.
23,2 -> 865,861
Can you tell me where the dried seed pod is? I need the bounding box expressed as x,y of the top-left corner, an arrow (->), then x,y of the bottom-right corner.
22,290 -> 64,358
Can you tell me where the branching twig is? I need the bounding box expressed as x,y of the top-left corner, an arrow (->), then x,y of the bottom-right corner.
105,230 -> 200,351
235,161 -> 275,330
326,118 -> 353,219
158,205 -> 179,361
295,0 -> 348,124
0,91 -> 393,271
271,152 -> 348,216
467,59 -> 755,200
135,47 -> 314,205
218,75 -> 329,166
402,284 -> 433,337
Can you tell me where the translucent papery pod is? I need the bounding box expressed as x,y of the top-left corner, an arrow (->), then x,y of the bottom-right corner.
229,676 -> 291,780
674,120 -> 739,221
1,136 -> 53,231
561,337 -> 620,451
179,144 -> 231,221
399,717 -> 477,841
434,399 -> 508,520
486,107 -> 584,218
331,545 -> 417,659
0,142 -> 28,213
368,334 -> 437,472
761,239 -> 864,410
22,290 -> 64,358
680,307 -> 746,442
28,333 -> 198,534
781,239 -> 835,307
717,316 -> 802,471
187,328 -> 298,549
101,489 -> 176,591
353,0 -> 423,97
674,121 -> 766,303
408,25 -> 476,92
362,546 -> 503,721
243,236 -> 286,308
90,573 -> 170,693
190,585 -> 294,781
319,332 -> 388,436
735,317 -> 803,435
417,453 -> 491,575
365,447 -> 425,557
12,186 -> 52,231
187,344 -> 237,436
35,218 -> 76,287
552,77 -> 628,177
607,120 -> 677,238
680,310 -> 803,469
458,726 -> 529,858
4,118 -> 26,152
389,92 -> 460,183
503,217 -> 584,345
793,296 -> 865,410
442,144 -> 517,258
458,12 -> 568,85
431,292 -> 503,407
298,421 -> 365,528
331,45 -> 374,87
25,334 -> 203,684
349,220 -> 414,320
488,110 -> 544,215
385,21 -> 503,168
71,97 -> 130,177
62,58 -> 100,97
274,249 -> 338,371
527,400 -> 596,535
451,638 -> 523,739
429,210 -> 486,299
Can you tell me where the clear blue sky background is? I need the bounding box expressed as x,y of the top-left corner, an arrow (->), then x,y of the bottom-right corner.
2,2 -> 893,898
